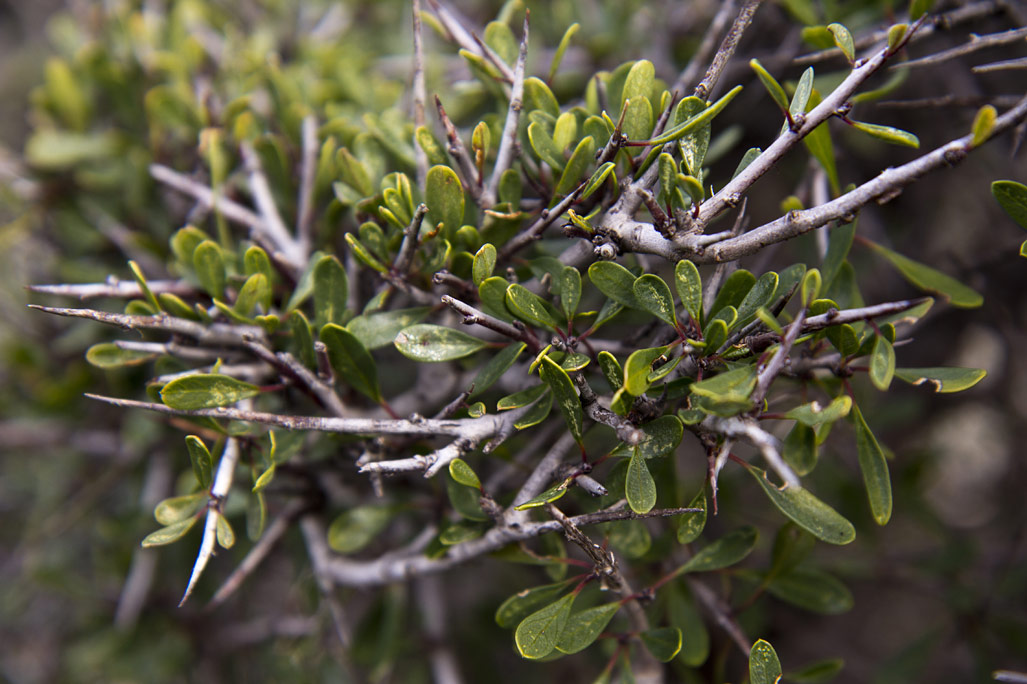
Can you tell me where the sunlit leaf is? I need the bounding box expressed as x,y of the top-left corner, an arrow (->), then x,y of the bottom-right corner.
893,366 -> 986,393
395,324 -> 488,362
515,593 -> 575,659
555,603 -> 620,654
626,449 -> 657,513
750,639 -> 783,684
160,374 -> 260,410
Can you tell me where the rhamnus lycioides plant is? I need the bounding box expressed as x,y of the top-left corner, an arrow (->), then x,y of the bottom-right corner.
20,0 -> 1027,681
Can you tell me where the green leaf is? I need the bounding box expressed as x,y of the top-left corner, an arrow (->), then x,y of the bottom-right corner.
160,374 -> 260,410
524,77 -> 560,118
549,23 -> 580,81
185,436 -> 213,489
626,449 -> 657,514
677,488 -> 707,544
514,481 -> 569,510
689,366 -> 756,416
992,180 -> 1027,230
447,478 -> 487,520
864,239 -> 982,308
141,518 -> 198,547
415,126 -> 448,167
347,307 -> 431,350
216,514 -> 235,549
621,60 -> 655,108
313,255 -> 348,327
85,343 -> 156,369
970,104 -> 997,147
589,261 -> 641,309
827,23 -> 854,62
439,522 -> 483,545
539,356 -> 583,443
234,273 -> 269,317
527,121 -> 566,171
624,345 -> 670,396
555,135 -> 595,197
783,422 -> 818,476
495,579 -> 576,628
127,261 -> 161,312
154,493 -> 204,526
750,59 -> 790,114
336,147 -> 373,196
582,161 -> 616,199
641,627 -> 683,662
478,276 -> 515,321
288,310 -> 316,368
678,526 -> 758,574
556,603 -> 620,654
252,464 -> 276,492
395,324 -> 488,362
850,120 -> 919,148
635,415 -> 685,460
887,23 -> 908,52
709,269 -> 756,317
786,659 -> 845,683
675,260 -> 703,324
472,244 -> 497,287
327,505 -> 392,553
850,404 -> 892,525
633,274 -> 677,326
498,384 -> 548,411
25,130 -> 119,169
425,165 -> 465,235
514,391 -> 553,429
767,566 -> 854,615
558,267 -> 582,319
750,639 -> 783,684
646,86 -> 743,145
321,323 -> 381,402
192,240 -> 226,298
742,463 -> 856,544
345,232 -> 387,273
675,97 -> 711,176
736,272 -> 779,325
506,283 -> 561,329
869,335 -> 895,390
471,342 -> 526,397
285,250 -> 323,312
621,96 -> 654,141
910,0 -> 934,20
449,458 -> 481,489
598,351 -> 623,391
801,268 -> 822,308
893,366 -> 986,393
822,220 -> 856,287
515,593 -> 575,659
668,586 -> 709,667
785,396 -> 852,427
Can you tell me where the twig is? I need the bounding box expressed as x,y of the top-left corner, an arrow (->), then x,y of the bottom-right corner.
425,0 -> 514,82
485,12 -> 529,207
180,437 -> 241,606
973,58 -> 1027,74
416,575 -> 466,684
296,115 -> 318,259
685,576 -> 750,654
208,500 -> 307,608
151,163 -> 264,231
393,203 -> 429,274
497,175 -> 594,259
28,278 -> 195,300
702,415 -> 799,489
114,339 -> 234,362
240,142 -> 304,269
435,96 -> 484,206
751,308 -> 806,407
572,374 -> 645,445
441,295 -> 542,351
898,26 -> 1027,70
300,515 -> 354,648
692,0 -> 764,101
673,1 -> 740,96
241,336 -> 348,418
412,0 -> 428,187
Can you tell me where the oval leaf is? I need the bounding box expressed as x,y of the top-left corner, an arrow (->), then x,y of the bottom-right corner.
767,566 -> 854,615
495,580 -> 576,628
850,120 -> 919,148
626,449 -> 657,514
515,593 -> 575,660
327,505 -> 393,554
750,639 -> 783,684
154,493 -> 204,526
624,345 -> 670,396
893,366 -> 986,393
992,180 -> 1027,231
850,404 -> 892,525
869,335 -> 895,390
313,254 -> 348,327
640,627 -> 683,662
472,243 -> 497,286
185,435 -> 213,489
449,458 -> 481,489
589,261 -> 640,310
743,463 -> 856,544
633,274 -> 677,326
506,283 -> 561,329
675,260 -> 703,324
555,602 -> 620,654
86,343 -> 156,369
677,488 -> 707,544
865,240 -> 982,308
678,526 -> 758,574
395,324 -> 488,362
539,356 -> 583,443
321,323 -> 381,402
425,165 -> 465,235
160,374 -> 260,410
141,518 -> 198,547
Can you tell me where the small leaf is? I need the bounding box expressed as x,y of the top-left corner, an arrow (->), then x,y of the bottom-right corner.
252,464 -> 276,492
689,366 -> 756,416
347,307 -> 431,350
624,345 -> 670,396
234,273 -> 269,317
515,593 -> 576,659
472,244 -> 497,286
185,436 -> 213,489
646,86 -> 742,145
514,481 -> 569,510
425,165 -> 465,236
471,342 -> 526,397
539,356 -> 583,443
676,488 -> 707,544
893,367 -> 986,393
709,269 -> 756,317
750,639 -> 783,684
582,161 -> 616,199
160,374 -> 260,410
496,580 -> 577,628
439,523 -> 483,545
559,267 -> 582,319
827,23 -> 855,62
621,96 -> 654,141
141,518 -> 198,547
626,449 -> 657,514
786,659 -> 845,683
288,310 -> 316,368
395,324 -> 488,362
767,566 -> 854,615
675,260 -> 703,324
216,514 -> 235,549
783,422 -> 818,476
447,478 -> 487,520
345,232 -> 387,273
589,261 -> 641,310
479,276 -> 514,321
85,343 -> 156,369
555,135 -> 595,197
850,120 -> 919,148
556,603 -> 620,654
506,283 -> 561,329
804,90 -> 840,194
742,463 -> 856,544
321,324 -> 381,402
971,105 -> 997,147
675,97 -> 711,176
850,404 -> 892,526
736,272 -> 779,325
449,458 -> 481,489
678,526 -> 758,574
193,240 -> 226,298
327,505 -> 393,553
801,268 -> 822,308
313,255 -> 348,327
498,384 -> 548,411
415,126 -> 448,167
635,415 -> 684,460
154,493 -> 204,526
128,261 -> 161,312
785,396 -> 852,428
641,627 -> 683,662
864,239 -> 982,308
887,23 -> 908,52
750,59 -> 790,114
527,121 -> 566,171
869,335 -> 895,390
910,0 -> 934,20
668,586 -> 710,667
598,351 -> 623,391
524,77 -> 560,118
633,274 -> 677,326
549,23 -> 580,81
992,180 -> 1027,230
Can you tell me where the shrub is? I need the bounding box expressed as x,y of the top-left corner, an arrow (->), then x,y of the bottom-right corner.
14,0 -> 1027,681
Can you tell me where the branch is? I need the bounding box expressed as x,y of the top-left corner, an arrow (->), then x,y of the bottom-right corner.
751,308 -> 806,406
691,0 -> 763,101
572,373 -> 645,446
435,96 -> 484,206
300,515 -> 354,649
240,142 -> 304,269
412,0 -> 428,187
673,0 -> 740,96
425,0 -> 514,83
29,278 -> 195,300
150,164 -> 264,239
441,295 -> 542,351
702,415 -> 799,489
295,115 -> 318,259
392,203 -> 429,275
898,26 -> 1027,70
485,12 -> 529,207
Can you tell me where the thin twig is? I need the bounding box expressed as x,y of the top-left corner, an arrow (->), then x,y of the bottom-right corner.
485,12 -> 529,207
296,115 -> 318,259
441,295 -> 542,351
751,308 -> 806,407
572,374 -> 645,446
151,163 -> 264,231
412,0 -> 429,187
686,576 -> 750,654
435,96 -> 484,206
425,0 -> 514,82
240,142 -> 304,269
692,0 -> 764,101
416,575 -> 466,684
673,1 -> 740,96
300,515 -> 354,648
702,415 -> 799,489
393,203 -> 429,275
898,26 -> 1027,70
28,279 -> 195,301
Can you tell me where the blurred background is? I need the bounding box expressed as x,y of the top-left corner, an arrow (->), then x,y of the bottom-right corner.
1,0 -> 1025,682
